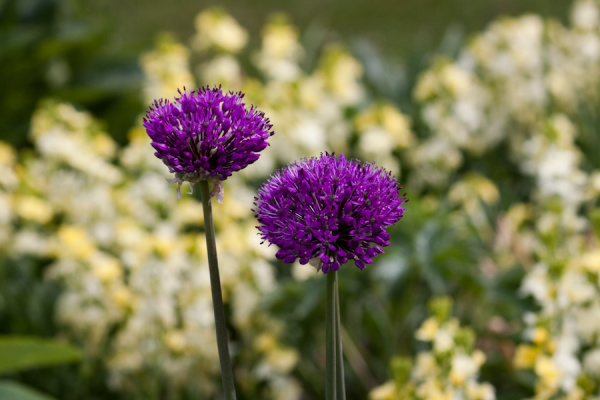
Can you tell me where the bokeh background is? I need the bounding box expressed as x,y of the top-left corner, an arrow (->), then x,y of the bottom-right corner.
2,0 -> 600,399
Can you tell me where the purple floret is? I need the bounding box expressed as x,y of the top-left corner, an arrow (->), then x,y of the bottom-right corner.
253,153 -> 407,274
143,86 -> 274,200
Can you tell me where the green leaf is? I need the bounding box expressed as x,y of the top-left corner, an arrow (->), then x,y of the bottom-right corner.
0,381 -> 55,400
0,336 -> 80,374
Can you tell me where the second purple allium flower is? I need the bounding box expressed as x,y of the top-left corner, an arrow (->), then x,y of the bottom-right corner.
254,153 -> 407,274
143,85 -> 274,201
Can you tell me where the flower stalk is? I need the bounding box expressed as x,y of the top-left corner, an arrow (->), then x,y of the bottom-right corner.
326,269 -> 337,400
199,180 -> 237,400
253,153 -> 406,400
335,278 -> 346,400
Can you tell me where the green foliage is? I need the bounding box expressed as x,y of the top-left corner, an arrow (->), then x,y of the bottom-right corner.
0,336 -> 80,375
390,357 -> 412,385
0,0 -> 143,147
0,381 -> 55,400
1,1 -> 600,399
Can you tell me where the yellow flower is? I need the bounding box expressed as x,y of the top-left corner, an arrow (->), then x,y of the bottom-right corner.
111,287 -> 135,309
506,203 -> 531,229
92,133 -> 117,158
56,225 -> 95,259
414,70 -> 439,102
565,386 -> 585,400
200,55 -> 243,87
298,76 -> 325,110
318,45 -> 364,105
15,195 -> 53,223
416,379 -> 453,400
355,104 -> 414,150
173,199 -> 205,225
91,255 -> 122,283
514,345 -> 538,369
261,16 -> 301,59
254,333 -> 277,352
381,104 -> 413,148
192,9 -> 248,53
164,331 -> 187,353
473,177 -> 499,205
0,141 -> 16,166
466,381 -> 495,400
152,236 -> 176,257
415,317 -> 439,342
440,63 -> 472,96
472,349 -> 486,367
265,347 -> 298,373
141,34 -> 195,101
413,352 -> 439,380
531,327 -> 549,345
433,328 -> 455,353
534,356 -> 562,389
449,174 -> 499,207
369,381 -> 397,400
574,249 -> 600,273
56,102 -> 93,132
355,107 -> 377,131
449,353 -> 481,385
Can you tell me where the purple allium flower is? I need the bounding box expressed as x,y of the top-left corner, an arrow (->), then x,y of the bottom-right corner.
143,86 -> 274,201
253,153 -> 407,274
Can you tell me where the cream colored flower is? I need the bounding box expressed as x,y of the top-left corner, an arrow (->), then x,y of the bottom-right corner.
514,345 -> 539,369
572,0 -> 600,30
369,381 -> 397,400
415,317 -> 439,342
535,356 -> 562,390
449,353 -> 480,385
192,9 -> 248,53
15,195 -> 53,223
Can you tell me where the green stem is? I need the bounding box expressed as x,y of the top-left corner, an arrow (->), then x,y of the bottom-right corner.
326,270 -> 337,400
335,277 -> 346,400
199,180 -> 237,400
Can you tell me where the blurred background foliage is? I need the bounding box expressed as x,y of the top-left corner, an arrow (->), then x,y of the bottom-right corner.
2,0 -> 600,400
0,0 -> 570,147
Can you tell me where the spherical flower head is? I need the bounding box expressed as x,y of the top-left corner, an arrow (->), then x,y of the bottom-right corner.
254,153 -> 407,274
143,85 -> 274,201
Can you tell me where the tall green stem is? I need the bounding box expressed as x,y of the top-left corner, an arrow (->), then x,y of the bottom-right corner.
199,180 -> 237,400
335,277 -> 346,399
326,270 -> 337,400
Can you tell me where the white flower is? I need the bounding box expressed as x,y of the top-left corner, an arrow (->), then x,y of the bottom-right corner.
572,0 -> 600,30
192,9 -> 248,53
583,348 -> 600,376
434,328 -> 455,353
521,263 -> 553,311
450,353 -> 480,385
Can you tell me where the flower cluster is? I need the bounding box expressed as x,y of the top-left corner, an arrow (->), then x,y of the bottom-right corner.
369,298 -> 495,400
190,9 -> 414,178
254,153 -> 407,273
140,34 -> 195,103
2,100 -> 299,399
0,10 -> 415,399
411,0 -> 600,191
0,142 -> 18,250
410,0 -> 600,397
143,86 -> 273,201
8,2 -> 600,399
354,102 -> 413,173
